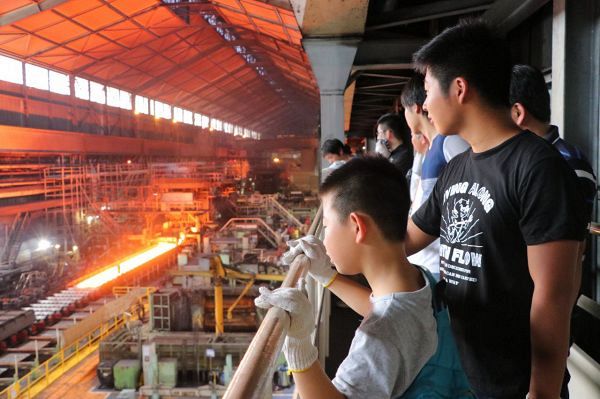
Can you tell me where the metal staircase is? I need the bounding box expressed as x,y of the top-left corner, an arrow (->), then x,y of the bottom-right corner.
219,217 -> 281,247
0,212 -> 30,266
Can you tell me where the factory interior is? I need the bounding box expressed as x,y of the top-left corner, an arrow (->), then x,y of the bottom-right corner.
0,0 -> 598,398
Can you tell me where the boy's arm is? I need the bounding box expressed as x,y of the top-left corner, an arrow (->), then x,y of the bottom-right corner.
293,361 -> 346,399
527,240 -> 580,399
405,218 -> 437,256
327,274 -> 372,318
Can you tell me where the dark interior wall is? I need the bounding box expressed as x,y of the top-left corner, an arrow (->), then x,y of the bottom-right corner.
507,3 -> 553,71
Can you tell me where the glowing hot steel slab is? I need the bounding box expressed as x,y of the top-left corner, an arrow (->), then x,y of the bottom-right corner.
75,242 -> 176,289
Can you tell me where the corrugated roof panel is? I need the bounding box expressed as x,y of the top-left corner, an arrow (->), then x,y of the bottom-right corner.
241,0 -> 281,23
54,0 -> 103,18
211,0 -> 243,11
280,12 -> 298,28
100,19 -> 141,41
13,9 -> 64,31
110,0 -> 157,17
53,53 -> 95,70
1,33 -> 54,56
72,6 -> 124,30
0,25 -> 27,46
85,41 -> 127,60
115,45 -> 154,66
66,33 -> 111,52
37,19 -> 90,42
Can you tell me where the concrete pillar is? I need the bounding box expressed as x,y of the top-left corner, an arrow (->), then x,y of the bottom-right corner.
303,38 -> 359,172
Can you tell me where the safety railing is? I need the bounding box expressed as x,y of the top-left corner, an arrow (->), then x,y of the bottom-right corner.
223,206 -> 323,399
0,315 -> 124,399
0,289 -> 155,399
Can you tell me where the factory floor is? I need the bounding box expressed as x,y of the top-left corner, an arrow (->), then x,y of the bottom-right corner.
36,350 -> 106,399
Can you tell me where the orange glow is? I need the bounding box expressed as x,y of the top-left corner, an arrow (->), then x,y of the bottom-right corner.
75,242 -> 176,289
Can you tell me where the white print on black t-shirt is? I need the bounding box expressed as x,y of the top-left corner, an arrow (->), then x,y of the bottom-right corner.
439,181 -> 495,286
441,198 -> 482,246
442,181 -> 495,213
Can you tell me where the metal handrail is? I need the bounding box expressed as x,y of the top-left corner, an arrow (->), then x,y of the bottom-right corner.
223,205 -> 322,399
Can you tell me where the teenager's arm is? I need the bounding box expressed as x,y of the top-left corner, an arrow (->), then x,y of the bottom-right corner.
405,218 -> 437,256
327,274 -> 372,317
527,240 -> 580,398
293,361 -> 345,399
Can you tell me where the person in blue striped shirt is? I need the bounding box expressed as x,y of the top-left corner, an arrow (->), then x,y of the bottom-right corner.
510,64 -> 597,219
401,73 -> 470,279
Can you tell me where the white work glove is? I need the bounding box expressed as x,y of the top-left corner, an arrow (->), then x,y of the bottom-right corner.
281,235 -> 337,287
375,139 -> 392,158
255,287 -> 318,372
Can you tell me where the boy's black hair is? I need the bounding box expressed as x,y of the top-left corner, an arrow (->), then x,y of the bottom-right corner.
376,113 -> 413,149
400,73 -> 427,109
320,156 -> 409,241
413,19 -> 512,108
509,64 -> 550,123
321,138 -> 345,155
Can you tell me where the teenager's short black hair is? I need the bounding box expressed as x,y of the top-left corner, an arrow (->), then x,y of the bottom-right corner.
413,19 -> 511,108
400,74 -> 426,108
320,156 -> 409,241
509,64 -> 550,123
321,139 -> 345,155
376,113 -> 412,148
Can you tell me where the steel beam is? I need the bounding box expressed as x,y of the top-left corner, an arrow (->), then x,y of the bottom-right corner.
367,0 -> 493,31
483,0 -> 550,34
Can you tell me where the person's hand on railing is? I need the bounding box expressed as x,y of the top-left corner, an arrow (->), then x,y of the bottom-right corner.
281,235 -> 337,287
255,286 -> 318,373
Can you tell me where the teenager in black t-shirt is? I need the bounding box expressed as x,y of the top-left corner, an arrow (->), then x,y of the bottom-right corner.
405,21 -> 588,399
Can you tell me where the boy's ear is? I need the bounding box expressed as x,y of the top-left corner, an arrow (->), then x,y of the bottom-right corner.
454,77 -> 468,104
511,103 -> 526,126
349,212 -> 368,244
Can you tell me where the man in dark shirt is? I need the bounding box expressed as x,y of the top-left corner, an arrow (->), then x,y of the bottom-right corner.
375,113 -> 414,177
510,64 -> 597,219
405,21 -> 588,399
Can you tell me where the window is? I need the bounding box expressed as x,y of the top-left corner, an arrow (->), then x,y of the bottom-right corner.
107,86 -> 120,107
201,115 -> 210,129
173,107 -> 183,122
49,70 -> 70,95
74,77 -> 89,100
119,90 -> 131,110
0,55 -> 23,84
90,81 -> 106,104
244,128 -> 251,138
194,113 -> 203,127
183,110 -> 193,124
149,99 -> 155,116
154,100 -> 171,119
25,63 -> 49,90
135,95 -> 149,114
210,118 -> 223,132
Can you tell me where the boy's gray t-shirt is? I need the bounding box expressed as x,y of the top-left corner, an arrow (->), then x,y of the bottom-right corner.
332,271 -> 437,399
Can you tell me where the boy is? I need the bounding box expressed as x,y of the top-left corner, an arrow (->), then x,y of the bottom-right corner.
405,20 -> 587,398
255,156 -> 437,398
401,73 -> 470,279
